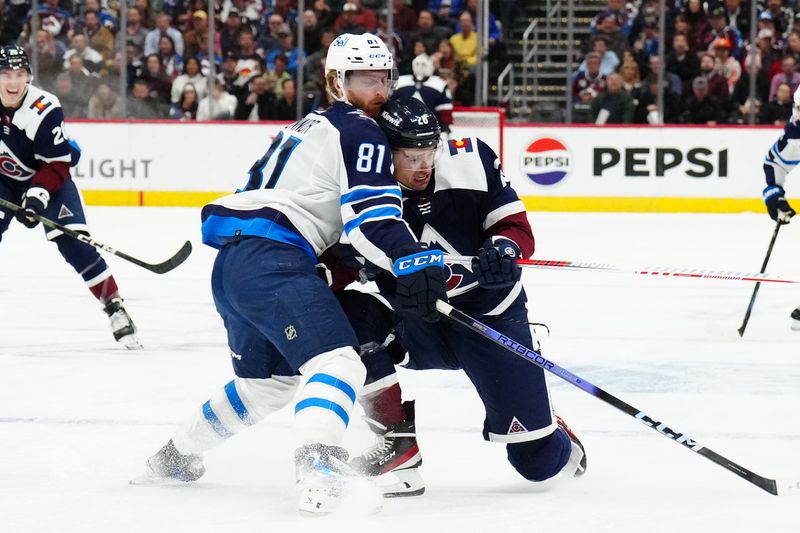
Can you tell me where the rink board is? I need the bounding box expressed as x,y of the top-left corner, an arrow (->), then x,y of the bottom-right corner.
65,120 -> 795,212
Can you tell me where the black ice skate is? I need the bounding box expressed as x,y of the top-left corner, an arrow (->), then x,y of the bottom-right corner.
103,298 -> 142,350
556,414 -> 587,478
132,439 -> 205,484
295,443 -> 380,514
791,307 -> 800,331
350,401 -> 425,497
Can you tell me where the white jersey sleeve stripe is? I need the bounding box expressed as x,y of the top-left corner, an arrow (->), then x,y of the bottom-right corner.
483,200 -> 526,230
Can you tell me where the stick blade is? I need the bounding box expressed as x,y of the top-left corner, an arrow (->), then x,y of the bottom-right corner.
146,241 -> 193,274
776,479 -> 800,496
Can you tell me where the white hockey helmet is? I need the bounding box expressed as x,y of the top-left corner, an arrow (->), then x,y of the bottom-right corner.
412,54 -> 435,81
325,33 -> 395,102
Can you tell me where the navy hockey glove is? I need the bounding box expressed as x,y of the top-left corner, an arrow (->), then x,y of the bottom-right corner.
472,237 -> 522,289
392,244 -> 447,322
15,187 -> 49,229
763,185 -> 795,224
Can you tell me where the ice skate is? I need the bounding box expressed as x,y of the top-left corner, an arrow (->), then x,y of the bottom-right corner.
295,443 -> 381,515
791,307 -> 800,331
556,414 -> 587,478
104,298 -> 142,350
131,439 -> 205,484
350,401 -> 425,497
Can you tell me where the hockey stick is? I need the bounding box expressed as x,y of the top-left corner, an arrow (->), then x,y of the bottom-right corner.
445,254 -> 797,285
0,198 -> 192,274
435,299 -> 800,496
737,223 -> 782,337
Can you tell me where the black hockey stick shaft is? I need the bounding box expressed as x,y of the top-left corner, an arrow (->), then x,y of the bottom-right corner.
0,198 -> 192,274
737,223 -> 782,337
436,300 -> 797,496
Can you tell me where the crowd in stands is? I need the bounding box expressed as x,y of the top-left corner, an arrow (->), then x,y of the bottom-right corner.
572,0 -> 800,125
1,0 -> 509,120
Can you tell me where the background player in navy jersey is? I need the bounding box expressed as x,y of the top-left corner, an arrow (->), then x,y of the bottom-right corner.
0,45 -> 140,350
332,98 -> 586,497
393,54 -> 453,137
762,85 -> 799,330
137,34 -> 446,514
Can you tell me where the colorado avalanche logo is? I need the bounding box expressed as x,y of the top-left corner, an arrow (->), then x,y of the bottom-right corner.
443,263 -> 463,291
520,137 -> 572,186
0,155 -> 27,178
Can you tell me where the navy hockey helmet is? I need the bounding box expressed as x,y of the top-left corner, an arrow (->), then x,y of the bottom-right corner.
0,45 -> 31,73
378,98 -> 441,150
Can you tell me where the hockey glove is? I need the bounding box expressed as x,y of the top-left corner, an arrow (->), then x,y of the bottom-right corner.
392,244 -> 447,322
472,237 -> 522,289
763,185 -> 796,224
15,187 -> 49,229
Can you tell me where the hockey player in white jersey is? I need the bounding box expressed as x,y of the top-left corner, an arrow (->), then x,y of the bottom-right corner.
762,85 -> 799,329
0,45 -> 141,349
393,54 -> 453,136
138,34 -> 447,514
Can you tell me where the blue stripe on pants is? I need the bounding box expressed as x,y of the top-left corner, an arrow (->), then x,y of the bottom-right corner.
224,380 -> 252,425
295,398 -> 349,426
202,400 -> 233,438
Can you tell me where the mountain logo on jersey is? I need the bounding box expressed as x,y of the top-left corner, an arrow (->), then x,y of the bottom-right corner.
448,138 -> 473,156
521,137 -> 572,186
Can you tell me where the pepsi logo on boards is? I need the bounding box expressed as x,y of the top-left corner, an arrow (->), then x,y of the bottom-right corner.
520,137 -> 572,186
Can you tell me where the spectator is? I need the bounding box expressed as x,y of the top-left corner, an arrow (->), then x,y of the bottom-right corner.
619,60 -> 641,93
183,10 -> 219,62
220,9 -> 244,57
267,54 -> 292,97
699,51 -> 730,101
62,55 -> 96,116
171,56 -> 207,104
133,0 -> 154,29
157,34 -> 184,80
592,9 -> 629,58
53,72 -> 85,118
683,0 -> 710,53
633,75 -> 683,124
722,0 -> 750,38
591,72 -> 634,124
144,13 -> 185,57
743,29 -> 780,102
461,0 -> 501,44
449,11 -> 478,72
632,17 -> 659,62
590,0 -> 634,36
141,54 -> 173,103
125,7 -> 149,50
170,83 -> 199,120
311,0 -> 335,30
258,13 -> 285,56
648,54 -> 683,97
764,0 -> 793,38
266,25 -> 305,76
304,28 -> 335,94
376,9 -> 403,57
0,0 -> 24,45
221,0 -> 261,28
235,75 -> 277,120
37,0 -> 73,45
572,52 -> 606,101
703,7 -> 743,59
769,55 -> 800,101
391,0 -> 417,38
82,10 -> 115,61
302,10 -> 323,55
408,10 -> 449,55
758,12 -> 784,53
82,0 -> 117,31
713,37 -> 740,93
572,87 -> 598,123
88,82 -> 124,119
28,29 -> 66,90
432,38 -> 457,72
273,78 -> 302,119
126,43 -> 145,90
63,34 -> 104,73
197,78 -> 238,120
681,76 -> 722,124
335,2 -> 369,34
666,33 -> 700,95
128,78 -> 164,119
762,82 -> 793,125
429,0 -> 463,26
263,0 -> 299,35
578,36 -> 619,76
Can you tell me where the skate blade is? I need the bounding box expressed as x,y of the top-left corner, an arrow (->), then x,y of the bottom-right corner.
374,468 -> 425,498
119,334 -> 144,350
297,478 -> 383,515
129,469 -> 191,486
791,319 -> 800,331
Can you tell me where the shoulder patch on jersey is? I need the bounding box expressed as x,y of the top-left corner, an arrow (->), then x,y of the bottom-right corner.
448,138 -> 474,156
29,95 -> 53,115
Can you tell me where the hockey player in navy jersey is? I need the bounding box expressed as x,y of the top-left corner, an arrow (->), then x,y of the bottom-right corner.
393,54 -> 453,136
333,98 -> 586,497
762,86 -> 799,330
0,45 -> 141,350
138,34 -> 446,514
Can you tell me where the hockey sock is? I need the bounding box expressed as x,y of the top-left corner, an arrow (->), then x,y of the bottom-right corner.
172,375 -> 300,455
361,383 -> 406,429
295,346 -> 365,446
55,235 -> 119,304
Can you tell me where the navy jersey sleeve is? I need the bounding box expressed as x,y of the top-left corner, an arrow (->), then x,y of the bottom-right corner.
338,117 -> 418,273
477,139 -> 534,258
30,106 -> 72,193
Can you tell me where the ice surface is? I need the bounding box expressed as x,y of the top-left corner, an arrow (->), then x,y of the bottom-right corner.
1,208 -> 799,533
